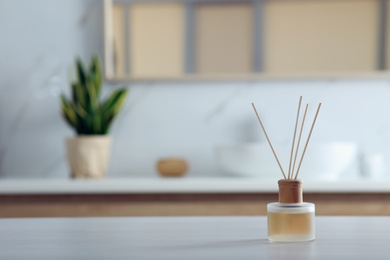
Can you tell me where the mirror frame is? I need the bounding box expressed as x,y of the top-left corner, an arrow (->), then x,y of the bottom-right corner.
103,0 -> 390,82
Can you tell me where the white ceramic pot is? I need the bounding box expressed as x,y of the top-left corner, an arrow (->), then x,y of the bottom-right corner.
66,136 -> 112,179
215,142 -> 358,179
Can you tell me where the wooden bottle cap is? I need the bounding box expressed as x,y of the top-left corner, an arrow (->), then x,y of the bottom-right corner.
278,179 -> 303,203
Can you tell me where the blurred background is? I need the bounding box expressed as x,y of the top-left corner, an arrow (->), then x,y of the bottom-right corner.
1,0 -> 390,217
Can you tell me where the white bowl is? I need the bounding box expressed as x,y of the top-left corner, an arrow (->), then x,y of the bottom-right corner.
215,142 -> 358,179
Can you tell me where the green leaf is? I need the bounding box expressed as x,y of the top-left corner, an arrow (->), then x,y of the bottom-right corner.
101,111 -> 118,134
92,112 -> 102,134
74,111 -> 89,135
100,89 -> 127,134
101,89 -> 128,115
90,56 -> 102,97
85,80 -> 98,113
76,58 -> 87,86
73,102 -> 88,118
72,83 -> 87,109
63,56 -> 128,135
61,94 -> 78,130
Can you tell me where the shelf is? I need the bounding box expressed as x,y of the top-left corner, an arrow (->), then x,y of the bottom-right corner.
0,178 -> 389,195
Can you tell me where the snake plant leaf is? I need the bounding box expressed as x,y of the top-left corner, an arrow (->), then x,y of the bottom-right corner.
100,89 -> 127,134
61,56 -> 128,135
92,112 -> 102,134
74,110 -> 89,135
72,83 -> 87,109
85,80 -> 98,113
102,113 -> 115,134
61,94 -> 78,129
101,89 -> 128,116
73,102 -> 88,119
73,102 -> 91,135
76,58 -> 87,86
90,56 -> 102,97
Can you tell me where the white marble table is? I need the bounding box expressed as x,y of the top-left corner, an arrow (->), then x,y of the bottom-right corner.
0,216 -> 389,259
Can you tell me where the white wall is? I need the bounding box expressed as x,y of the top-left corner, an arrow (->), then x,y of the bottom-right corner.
1,0 -> 389,179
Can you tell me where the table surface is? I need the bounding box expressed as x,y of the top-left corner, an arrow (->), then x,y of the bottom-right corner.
1,178 -> 390,194
0,216 -> 389,260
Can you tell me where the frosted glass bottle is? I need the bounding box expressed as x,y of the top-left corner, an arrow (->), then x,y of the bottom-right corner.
267,180 -> 315,242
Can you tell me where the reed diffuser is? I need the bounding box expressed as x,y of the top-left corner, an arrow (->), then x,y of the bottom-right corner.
252,96 -> 321,242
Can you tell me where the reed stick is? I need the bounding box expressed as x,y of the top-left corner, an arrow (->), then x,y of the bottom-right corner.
291,104 -> 309,180
294,103 -> 322,180
287,96 -> 302,179
252,103 -> 287,179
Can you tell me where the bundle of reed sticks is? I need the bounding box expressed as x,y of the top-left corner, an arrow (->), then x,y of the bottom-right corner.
252,96 -> 321,180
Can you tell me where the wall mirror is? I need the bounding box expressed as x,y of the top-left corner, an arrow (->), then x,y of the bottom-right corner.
104,0 -> 390,81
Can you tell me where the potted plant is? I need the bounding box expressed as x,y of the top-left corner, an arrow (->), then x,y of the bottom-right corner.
60,56 -> 128,178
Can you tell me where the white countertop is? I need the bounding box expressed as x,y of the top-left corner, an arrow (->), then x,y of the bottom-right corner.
0,216 -> 389,259
0,178 -> 389,194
